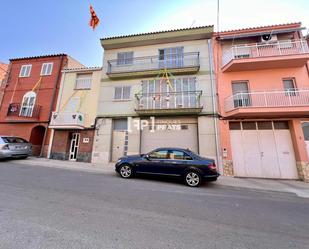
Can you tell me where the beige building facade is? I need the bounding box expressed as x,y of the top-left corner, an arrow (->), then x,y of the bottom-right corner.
92,26 -> 220,167
48,67 -> 102,162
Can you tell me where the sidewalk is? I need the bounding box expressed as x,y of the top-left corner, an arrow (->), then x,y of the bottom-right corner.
216,176 -> 309,198
11,157 -> 309,198
12,157 -> 115,174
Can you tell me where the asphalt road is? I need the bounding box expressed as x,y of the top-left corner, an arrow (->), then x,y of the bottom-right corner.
0,162 -> 309,249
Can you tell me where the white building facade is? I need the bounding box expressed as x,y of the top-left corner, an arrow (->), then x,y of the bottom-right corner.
92,26 -> 220,167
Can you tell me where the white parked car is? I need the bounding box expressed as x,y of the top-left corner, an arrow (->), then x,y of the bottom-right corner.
0,136 -> 32,159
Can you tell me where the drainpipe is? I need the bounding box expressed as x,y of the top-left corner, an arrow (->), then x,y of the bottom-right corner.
207,39 -> 222,173
40,55 -> 66,157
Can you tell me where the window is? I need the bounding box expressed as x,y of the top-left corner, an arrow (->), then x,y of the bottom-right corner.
20,91 -> 36,117
232,81 -> 250,107
75,73 -> 92,89
19,65 -> 32,77
40,63 -> 53,76
168,150 -> 192,160
229,122 -> 241,130
141,77 -> 196,108
283,78 -> 297,96
117,52 -> 133,65
242,122 -> 256,130
114,86 -> 131,100
257,121 -> 273,130
113,119 -> 127,131
274,121 -> 289,130
233,45 -> 251,58
149,150 -> 168,159
158,47 -> 184,68
302,122 -> 309,141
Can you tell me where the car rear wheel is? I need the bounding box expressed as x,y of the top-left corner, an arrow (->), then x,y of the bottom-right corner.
119,164 -> 133,178
184,171 -> 201,187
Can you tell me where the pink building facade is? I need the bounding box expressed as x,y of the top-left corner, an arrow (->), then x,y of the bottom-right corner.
213,23 -> 309,181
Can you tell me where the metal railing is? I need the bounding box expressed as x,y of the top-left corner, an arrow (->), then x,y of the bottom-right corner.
107,52 -> 200,74
7,103 -> 41,119
50,112 -> 85,127
222,39 -> 309,67
224,89 -> 309,112
135,91 -> 202,110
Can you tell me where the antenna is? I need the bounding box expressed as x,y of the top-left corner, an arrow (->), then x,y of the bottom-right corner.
217,0 -> 220,32
190,20 -> 196,28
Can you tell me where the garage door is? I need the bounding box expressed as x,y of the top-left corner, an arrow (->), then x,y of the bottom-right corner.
230,121 -> 298,179
141,118 -> 198,154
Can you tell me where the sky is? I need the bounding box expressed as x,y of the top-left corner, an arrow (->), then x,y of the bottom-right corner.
0,0 -> 308,66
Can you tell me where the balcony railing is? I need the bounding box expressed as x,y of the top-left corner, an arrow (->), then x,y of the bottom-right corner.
7,103 -> 41,119
222,40 -> 309,67
107,52 -> 200,75
49,112 -> 85,128
225,89 -> 309,112
135,91 -> 202,111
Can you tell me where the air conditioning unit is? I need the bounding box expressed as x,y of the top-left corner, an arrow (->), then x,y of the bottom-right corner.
260,34 -> 277,43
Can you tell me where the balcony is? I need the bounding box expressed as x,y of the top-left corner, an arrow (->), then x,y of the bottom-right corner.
224,89 -> 309,117
107,52 -> 200,79
222,40 -> 309,72
135,91 -> 203,115
7,103 -> 41,120
49,112 -> 85,129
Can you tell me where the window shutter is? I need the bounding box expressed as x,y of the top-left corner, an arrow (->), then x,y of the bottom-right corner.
232,82 -> 249,94
283,79 -> 295,90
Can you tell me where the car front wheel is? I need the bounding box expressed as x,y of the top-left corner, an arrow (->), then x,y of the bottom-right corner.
184,171 -> 201,187
119,164 -> 133,178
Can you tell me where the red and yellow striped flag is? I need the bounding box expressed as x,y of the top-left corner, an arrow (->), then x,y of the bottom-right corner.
89,4 -> 100,30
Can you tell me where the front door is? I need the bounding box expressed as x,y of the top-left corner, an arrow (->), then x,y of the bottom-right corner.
112,131 -> 126,162
69,133 -> 80,161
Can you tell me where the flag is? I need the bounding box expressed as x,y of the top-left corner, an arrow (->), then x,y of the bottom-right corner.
89,4 -> 100,30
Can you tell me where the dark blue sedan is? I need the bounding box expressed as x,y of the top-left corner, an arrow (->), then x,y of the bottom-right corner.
115,148 -> 219,187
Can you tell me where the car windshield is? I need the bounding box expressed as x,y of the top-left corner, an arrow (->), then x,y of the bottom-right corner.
2,137 -> 28,143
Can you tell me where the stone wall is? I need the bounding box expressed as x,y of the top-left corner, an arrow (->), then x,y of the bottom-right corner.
222,160 -> 234,176
296,161 -> 309,182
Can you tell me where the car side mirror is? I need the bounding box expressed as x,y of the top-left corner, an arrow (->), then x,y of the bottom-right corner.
144,154 -> 150,160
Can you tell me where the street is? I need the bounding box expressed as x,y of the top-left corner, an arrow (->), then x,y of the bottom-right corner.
0,162 -> 309,249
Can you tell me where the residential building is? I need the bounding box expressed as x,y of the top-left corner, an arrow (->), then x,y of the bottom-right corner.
0,62 -> 9,107
48,67 -> 101,162
0,62 -> 8,82
213,23 -> 309,181
92,26 -> 220,165
0,54 -> 83,156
